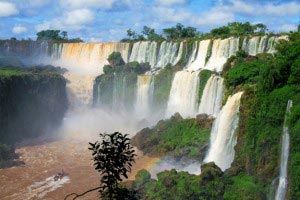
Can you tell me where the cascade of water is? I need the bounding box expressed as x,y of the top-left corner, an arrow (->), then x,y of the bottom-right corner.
275,100 -> 293,200
156,42 -> 180,68
204,91 -> 243,171
135,75 -> 153,118
198,75 -> 224,117
185,41 -> 199,68
58,42 -> 130,74
205,37 -> 239,72
166,71 -> 200,118
63,72 -> 95,109
187,40 -> 210,71
246,37 -> 260,56
257,35 -> 268,54
172,42 -> 184,66
129,41 -> 157,67
112,74 -> 126,110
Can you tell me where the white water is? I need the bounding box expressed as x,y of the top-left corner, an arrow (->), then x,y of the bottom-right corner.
275,100 -> 293,200
198,75 -> 224,117
129,41 -> 157,67
204,91 -> 243,171
54,43 -> 130,75
166,71 -> 200,118
187,40 -> 211,71
135,75 -> 153,118
205,37 -> 239,72
26,176 -> 70,199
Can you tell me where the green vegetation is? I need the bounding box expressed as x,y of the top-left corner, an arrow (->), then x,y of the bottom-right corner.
210,22 -> 267,38
197,70 -> 212,105
94,52 -> 150,109
152,66 -> 174,111
132,163 -> 228,200
36,30 -> 83,42
223,31 -> 300,198
128,31 -> 300,200
131,113 -> 212,160
0,66 -> 68,145
121,22 -> 270,42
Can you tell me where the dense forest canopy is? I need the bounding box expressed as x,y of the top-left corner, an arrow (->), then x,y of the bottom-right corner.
121,22 -> 275,42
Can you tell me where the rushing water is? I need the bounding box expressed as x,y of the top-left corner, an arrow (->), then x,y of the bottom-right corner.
204,92 -> 243,171
198,75 -> 224,117
135,75 -> 153,118
166,71 -> 200,118
275,100 -> 293,200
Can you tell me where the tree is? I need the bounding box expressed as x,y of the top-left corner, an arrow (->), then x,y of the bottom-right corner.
61,31 -> 68,40
65,132 -> 136,200
36,30 -> 62,41
107,52 -> 125,67
255,23 -> 268,34
127,29 -> 138,40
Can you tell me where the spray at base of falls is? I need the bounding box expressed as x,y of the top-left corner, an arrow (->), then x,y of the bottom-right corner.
198,75 -> 224,117
204,91 -> 243,171
275,100 -> 293,200
166,70 -> 200,118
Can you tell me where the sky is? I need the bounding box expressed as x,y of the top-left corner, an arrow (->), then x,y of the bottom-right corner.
0,0 -> 299,42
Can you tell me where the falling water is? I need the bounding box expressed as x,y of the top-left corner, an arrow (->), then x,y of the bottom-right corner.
129,41 -> 157,67
205,37 -> 239,72
187,40 -> 210,71
57,42 -> 130,74
198,75 -> 224,117
246,37 -> 260,56
166,71 -> 200,118
204,92 -> 243,171
135,75 -> 153,118
275,100 -> 293,200
63,72 -> 95,109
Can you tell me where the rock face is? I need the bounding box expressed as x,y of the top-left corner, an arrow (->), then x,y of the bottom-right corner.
0,72 -> 68,144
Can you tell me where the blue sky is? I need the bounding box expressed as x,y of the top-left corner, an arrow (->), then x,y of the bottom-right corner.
0,0 -> 299,41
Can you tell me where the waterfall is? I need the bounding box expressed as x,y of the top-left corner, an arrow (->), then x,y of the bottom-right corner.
205,37 -> 239,72
129,41 -> 157,67
166,71 -> 200,118
156,41 -> 181,68
135,75 -> 153,118
275,100 -> 293,200
187,40 -> 210,71
57,42 -> 130,74
258,36 -> 268,54
246,37 -> 260,56
198,75 -> 224,117
185,41 -> 199,68
204,91 -> 243,171
63,72 -> 95,109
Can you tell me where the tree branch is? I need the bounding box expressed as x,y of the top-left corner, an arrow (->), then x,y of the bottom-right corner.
64,186 -> 101,200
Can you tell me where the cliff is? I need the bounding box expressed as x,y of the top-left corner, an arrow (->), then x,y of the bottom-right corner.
0,68 -> 68,144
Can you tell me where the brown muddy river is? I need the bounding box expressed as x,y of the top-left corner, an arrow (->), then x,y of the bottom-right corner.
0,138 -> 159,200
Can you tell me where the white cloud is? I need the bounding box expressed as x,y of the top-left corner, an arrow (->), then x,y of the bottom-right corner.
35,9 -> 94,31
277,23 -> 297,32
155,0 -> 189,6
0,1 -> 18,17
220,0 -> 300,16
12,24 -> 27,34
89,37 -> 103,42
60,0 -> 116,9
154,7 -> 191,23
64,9 -> 94,26
193,11 -> 234,26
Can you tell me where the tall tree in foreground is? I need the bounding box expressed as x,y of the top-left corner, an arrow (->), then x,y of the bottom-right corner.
65,132 -> 136,200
